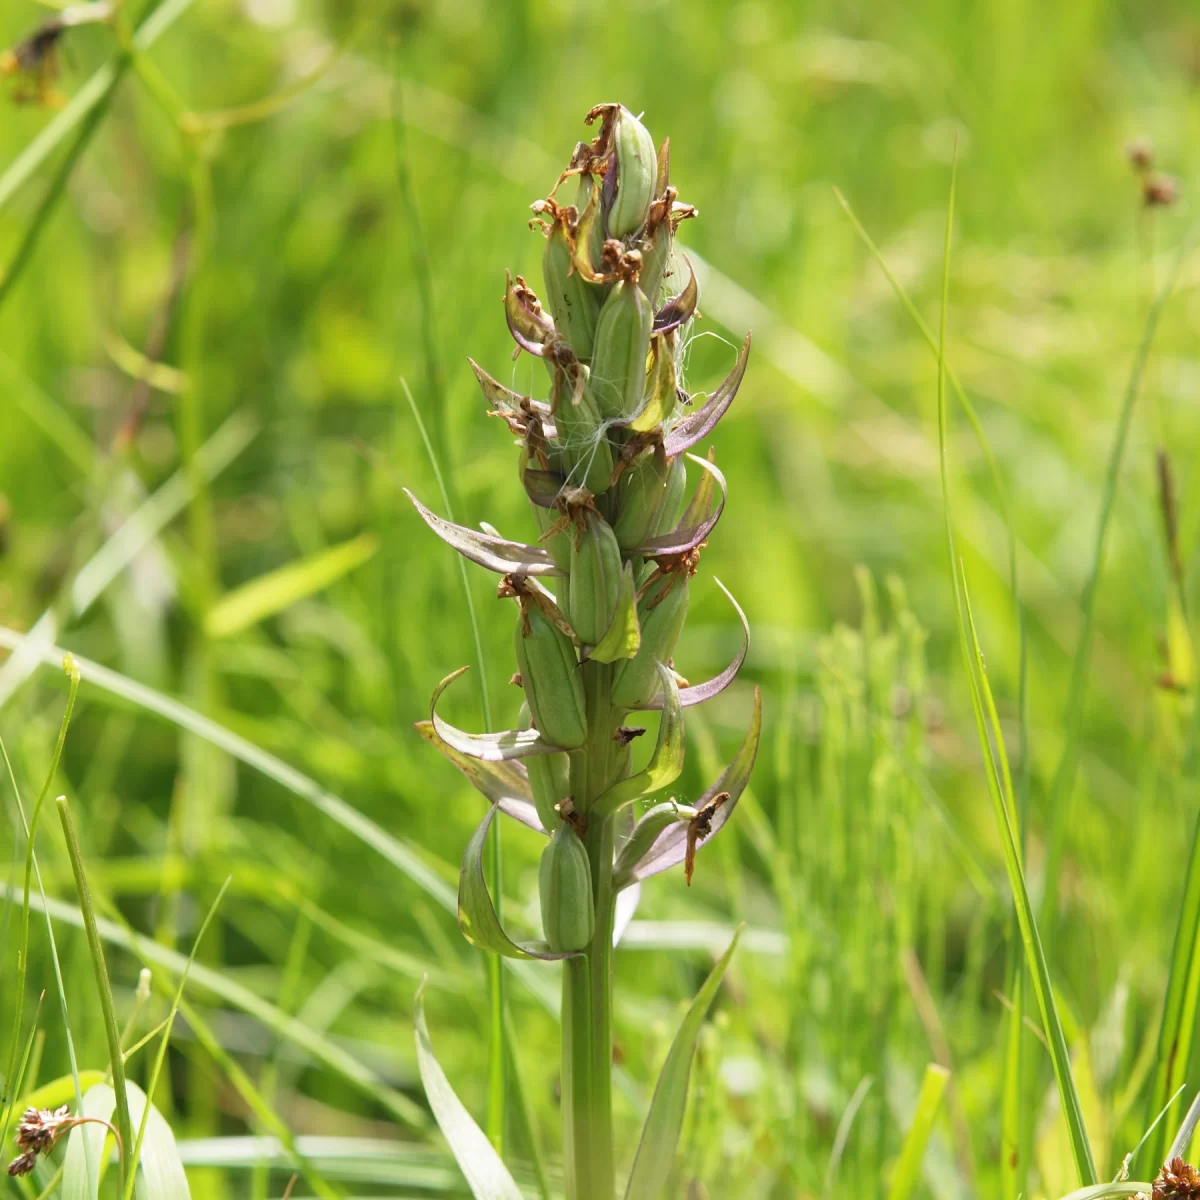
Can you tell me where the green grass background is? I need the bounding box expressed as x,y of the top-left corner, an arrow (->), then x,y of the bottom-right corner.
1,0 -> 1199,1195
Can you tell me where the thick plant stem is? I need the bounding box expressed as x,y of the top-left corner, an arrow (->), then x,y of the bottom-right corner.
586,815 -> 617,1196
560,661 -> 619,1199
562,956 -> 594,1198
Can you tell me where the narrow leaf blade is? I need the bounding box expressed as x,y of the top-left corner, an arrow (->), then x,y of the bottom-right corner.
415,720 -> 546,834
663,333 -> 751,456
631,455 -> 726,557
204,533 -> 378,639
413,983 -> 524,1200
431,667 -> 565,762
458,806 -> 576,961
639,579 -> 749,711
407,489 -> 560,576
620,686 -> 761,888
885,1063 -> 950,1200
624,927 -> 741,1200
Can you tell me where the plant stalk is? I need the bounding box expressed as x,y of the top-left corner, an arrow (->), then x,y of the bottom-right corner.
561,660 -> 620,1199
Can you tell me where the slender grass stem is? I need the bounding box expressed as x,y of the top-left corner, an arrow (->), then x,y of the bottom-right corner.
1040,222 -> 1200,934
56,795 -> 134,1195
1,662 -> 80,1138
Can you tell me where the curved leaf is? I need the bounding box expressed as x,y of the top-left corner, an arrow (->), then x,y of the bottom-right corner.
413,982 -> 524,1200
593,666 -> 684,816
63,1082 -> 189,1200
469,358 -> 528,415
631,454 -> 726,557
640,579 -> 749,711
406,490 -> 561,576
458,805 -> 578,960
618,686 -> 761,889
663,332 -> 751,456
414,720 -> 545,833
623,927 -> 741,1200
586,562 -> 641,664
431,667 -> 567,763
652,256 -> 699,334
523,468 -> 566,509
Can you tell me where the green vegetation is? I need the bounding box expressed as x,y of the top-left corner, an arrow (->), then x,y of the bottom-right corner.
1,1 -> 1199,1197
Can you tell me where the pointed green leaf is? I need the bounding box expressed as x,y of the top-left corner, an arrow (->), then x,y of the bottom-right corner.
204,532 -> 378,639
458,805 -> 577,960
593,665 -> 684,816
624,927 -> 741,1200
886,1063 -> 950,1200
413,981 -> 524,1200
639,579 -> 749,711
632,454 -> 725,557
415,719 -> 546,833
431,667 -> 566,763
63,1081 -> 189,1200
588,562 -> 641,664
618,686 -> 761,888
407,489 -> 561,576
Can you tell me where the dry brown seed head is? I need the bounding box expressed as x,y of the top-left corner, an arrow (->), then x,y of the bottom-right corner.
1144,174 -> 1180,208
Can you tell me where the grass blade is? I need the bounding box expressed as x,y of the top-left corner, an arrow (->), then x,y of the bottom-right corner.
1040,222 -> 1200,930
624,927 -> 741,1200
56,794 -> 136,1194
0,0 -> 195,213
412,980 -> 523,1200
933,158 -> 1097,1186
204,533 -> 379,640
62,1081 -> 189,1200
1,658 -> 84,1155
886,1063 -> 950,1200
0,626 -> 458,912
122,878 -> 230,1200
0,884 -> 426,1128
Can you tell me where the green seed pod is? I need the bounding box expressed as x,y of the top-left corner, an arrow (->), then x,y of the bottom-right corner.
543,217 -> 602,360
539,824 -> 595,952
639,221 -> 673,307
612,450 -> 671,549
608,107 -> 657,237
527,750 -> 571,830
528,495 -> 571,571
515,603 -> 588,748
612,570 -> 689,709
589,278 -> 652,422
566,510 -> 623,645
552,368 -> 614,495
652,454 -> 687,537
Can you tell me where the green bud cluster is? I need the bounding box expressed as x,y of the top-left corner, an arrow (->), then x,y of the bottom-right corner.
412,100 -> 755,1200
416,97 -> 751,991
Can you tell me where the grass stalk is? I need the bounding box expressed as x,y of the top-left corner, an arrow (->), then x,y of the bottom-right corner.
933,157 -> 1097,1187
56,794 -> 134,1195
1040,223 -> 1200,933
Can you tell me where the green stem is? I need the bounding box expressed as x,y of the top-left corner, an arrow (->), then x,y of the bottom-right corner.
561,660 -> 619,1200
586,815 -> 617,1196
57,796 -> 134,1195
562,956 -> 594,1198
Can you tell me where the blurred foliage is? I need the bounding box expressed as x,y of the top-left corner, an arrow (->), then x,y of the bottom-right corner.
1,0 -> 1200,1196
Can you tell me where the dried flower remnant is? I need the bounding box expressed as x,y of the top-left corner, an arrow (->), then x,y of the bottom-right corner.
6,1104 -> 95,1176
1144,174 -> 1180,209
685,791 -> 730,885
1127,135 -> 1181,209
1,4 -> 114,107
1154,1157 -> 1200,1199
